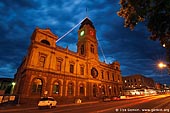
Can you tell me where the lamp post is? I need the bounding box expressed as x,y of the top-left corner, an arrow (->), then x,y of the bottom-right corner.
157,62 -> 170,75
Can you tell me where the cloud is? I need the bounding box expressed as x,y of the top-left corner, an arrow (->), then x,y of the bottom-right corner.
0,0 -> 169,85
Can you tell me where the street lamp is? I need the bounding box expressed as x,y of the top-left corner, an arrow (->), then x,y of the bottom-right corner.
157,62 -> 170,75
158,62 -> 167,69
12,82 -> 16,86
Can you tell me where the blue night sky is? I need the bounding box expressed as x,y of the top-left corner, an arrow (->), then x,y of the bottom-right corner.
0,0 -> 170,85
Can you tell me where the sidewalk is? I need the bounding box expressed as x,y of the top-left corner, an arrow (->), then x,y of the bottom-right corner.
0,101 -> 99,112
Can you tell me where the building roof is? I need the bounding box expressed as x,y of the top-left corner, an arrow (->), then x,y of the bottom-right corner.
0,78 -> 13,82
79,17 -> 95,29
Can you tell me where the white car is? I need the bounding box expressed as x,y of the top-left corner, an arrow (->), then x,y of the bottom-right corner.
38,97 -> 57,109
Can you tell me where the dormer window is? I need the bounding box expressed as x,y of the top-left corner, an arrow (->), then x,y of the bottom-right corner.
41,40 -> 50,46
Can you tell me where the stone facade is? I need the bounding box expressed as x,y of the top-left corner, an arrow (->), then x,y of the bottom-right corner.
14,18 -> 123,104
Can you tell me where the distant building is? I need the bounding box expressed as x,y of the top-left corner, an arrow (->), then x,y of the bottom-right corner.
0,78 -> 14,94
122,74 -> 155,95
155,83 -> 170,94
155,83 -> 163,90
13,17 -> 123,104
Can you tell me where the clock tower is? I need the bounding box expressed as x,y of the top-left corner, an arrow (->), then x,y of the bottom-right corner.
77,17 -> 99,60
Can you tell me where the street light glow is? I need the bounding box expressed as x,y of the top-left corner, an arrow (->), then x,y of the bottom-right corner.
158,62 -> 167,69
12,82 -> 16,86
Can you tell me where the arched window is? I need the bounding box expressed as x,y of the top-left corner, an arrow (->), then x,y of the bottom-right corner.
68,82 -> 74,96
101,85 -> 105,95
108,86 -> 112,95
41,40 -> 50,46
53,82 -> 60,94
32,78 -> 42,93
79,84 -> 84,95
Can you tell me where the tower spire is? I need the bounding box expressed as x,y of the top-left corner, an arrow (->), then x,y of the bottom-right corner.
86,7 -> 88,17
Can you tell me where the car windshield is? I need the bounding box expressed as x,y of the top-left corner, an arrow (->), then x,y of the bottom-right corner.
40,98 -> 54,101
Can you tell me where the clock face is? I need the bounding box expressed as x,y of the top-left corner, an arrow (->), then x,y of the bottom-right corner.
90,30 -> 94,36
80,30 -> 85,36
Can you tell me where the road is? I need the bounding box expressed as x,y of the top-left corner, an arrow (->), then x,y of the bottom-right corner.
1,95 -> 170,113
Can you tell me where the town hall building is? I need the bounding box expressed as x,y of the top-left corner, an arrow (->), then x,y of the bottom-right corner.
13,17 -> 123,104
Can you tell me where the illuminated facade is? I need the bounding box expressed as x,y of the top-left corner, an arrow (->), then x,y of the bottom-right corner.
122,74 -> 155,95
14,18 -> 122,104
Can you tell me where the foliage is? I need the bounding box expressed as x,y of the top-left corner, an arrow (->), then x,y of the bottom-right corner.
117,0 -> 170,46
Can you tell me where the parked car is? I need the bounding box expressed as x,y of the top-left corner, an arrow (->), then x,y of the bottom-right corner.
110,96 -> 120,101
38,97 -> 57,109
103,96 -> 111,102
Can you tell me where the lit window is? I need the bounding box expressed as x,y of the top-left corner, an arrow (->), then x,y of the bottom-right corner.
102,86 -> 105,95
109,86 -> 112,95
53,82 -> 60,94
32,78 -> 42,93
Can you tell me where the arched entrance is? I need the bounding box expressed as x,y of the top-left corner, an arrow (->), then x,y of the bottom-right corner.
31,78 -> 43,96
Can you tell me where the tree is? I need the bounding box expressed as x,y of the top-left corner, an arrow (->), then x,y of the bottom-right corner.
117,0 -> 170,47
